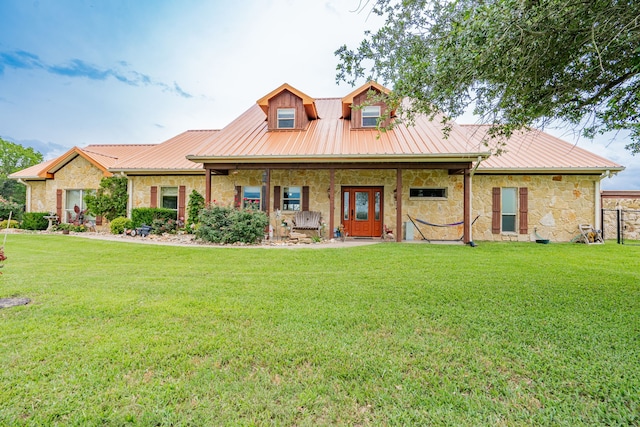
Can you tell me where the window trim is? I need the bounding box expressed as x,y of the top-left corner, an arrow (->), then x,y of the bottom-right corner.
281,185 -> 302,211
64,189 -> 95,223
501,187 -> 518,233
243,186 -> 262,210
362,105 -> 381,127
277,108 -> 295,129
160,186 -> 178,211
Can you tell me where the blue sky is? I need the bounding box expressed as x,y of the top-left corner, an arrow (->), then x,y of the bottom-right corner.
0,0 -> 637,189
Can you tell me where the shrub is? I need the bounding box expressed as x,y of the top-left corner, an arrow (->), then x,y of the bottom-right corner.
52,223 -> 87,233
110,217 -> 132,235
151,217 -> 179,235
131,208 -> 176,228
186,190 -> 205,232
21,212 -> 50,230
0,219 -> 19,229
196,204 -> 269,244
83,176 -> 128,221
0,198 -> 23,222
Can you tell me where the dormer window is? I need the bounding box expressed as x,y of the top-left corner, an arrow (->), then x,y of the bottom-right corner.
277,108 -> 295,129
362,106 -> 381,127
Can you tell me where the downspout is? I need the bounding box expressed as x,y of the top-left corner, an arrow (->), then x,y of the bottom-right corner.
18,179 -> 31,212
467,156 -> 483,245
595,170 -> 610,232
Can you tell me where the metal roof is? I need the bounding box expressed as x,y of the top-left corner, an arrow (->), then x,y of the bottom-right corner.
187,98 -> 489,163
110,130 -> 219,173
9,144 -> 154,180
464,125 -> 625,173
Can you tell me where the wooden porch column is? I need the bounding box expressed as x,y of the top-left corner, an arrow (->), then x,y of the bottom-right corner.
463,168 -> 471,244
205,167 -> 212,204
329,168 -> 335,239
396,168 -> 403,242
264,168 -> 270,216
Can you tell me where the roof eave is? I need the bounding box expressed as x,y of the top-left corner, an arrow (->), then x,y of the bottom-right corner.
476,166 -> 626,174
186,152 -> 490,164
108,168 -> 206,175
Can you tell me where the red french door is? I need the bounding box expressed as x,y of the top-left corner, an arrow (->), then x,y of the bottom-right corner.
341,187 -> 383,237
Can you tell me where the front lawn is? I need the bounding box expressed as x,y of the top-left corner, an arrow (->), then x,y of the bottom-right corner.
1,235 -> 638,425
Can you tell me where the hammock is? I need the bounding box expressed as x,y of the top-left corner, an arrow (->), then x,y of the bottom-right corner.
407,214 -> 480,242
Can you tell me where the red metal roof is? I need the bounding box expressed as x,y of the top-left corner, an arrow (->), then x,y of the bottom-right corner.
188,98 -> 488,163
463,125 -> 624,172
9,144 -> 154,179
111,130 -> 219,172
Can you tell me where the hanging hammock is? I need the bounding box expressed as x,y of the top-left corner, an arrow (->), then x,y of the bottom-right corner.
407,214 -> 480,242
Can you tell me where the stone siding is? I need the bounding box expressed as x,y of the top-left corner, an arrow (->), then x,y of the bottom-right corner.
472,174 -> 599,242
602,193 -> 640,241
27,156 -> 106,214
129,175 -> 205,221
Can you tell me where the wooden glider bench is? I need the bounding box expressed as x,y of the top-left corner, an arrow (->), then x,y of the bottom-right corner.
292,211 -> 322,236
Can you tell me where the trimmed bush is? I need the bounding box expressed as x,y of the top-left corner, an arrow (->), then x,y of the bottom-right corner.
196,204 -> 269,244
0,219 -> 19,229
22,212 -> 50,230
131,208 -> 176,228
110,217 -> 132,235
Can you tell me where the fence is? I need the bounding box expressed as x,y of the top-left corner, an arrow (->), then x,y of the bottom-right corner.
602,208 -> 640,245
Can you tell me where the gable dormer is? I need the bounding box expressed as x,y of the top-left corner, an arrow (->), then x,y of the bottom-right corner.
257,83 -> 319,131
341,81 -> 394,129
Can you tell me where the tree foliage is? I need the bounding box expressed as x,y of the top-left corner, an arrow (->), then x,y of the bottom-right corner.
0,137 -> 44,203
336,0 -> 640,152
84,176 -> 128,222
186,189 -> 205,230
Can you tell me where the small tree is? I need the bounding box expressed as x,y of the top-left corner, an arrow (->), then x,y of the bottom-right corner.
84,176 -> 128,222
186,190 -> 205,231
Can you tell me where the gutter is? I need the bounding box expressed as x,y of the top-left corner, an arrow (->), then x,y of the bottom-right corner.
185,152 -> 492,164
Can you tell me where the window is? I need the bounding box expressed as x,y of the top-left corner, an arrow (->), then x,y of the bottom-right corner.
282,186 -> 301,211
277,108 -> 295,129
65,189 -> 95,223
501,187 -> 517,233
362,105 -> 381,127
161,187 -> 178,210
243,186 -> 262,210
410,188 -> 447,199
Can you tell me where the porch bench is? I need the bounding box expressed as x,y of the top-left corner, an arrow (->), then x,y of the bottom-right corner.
292,211 -> 322,235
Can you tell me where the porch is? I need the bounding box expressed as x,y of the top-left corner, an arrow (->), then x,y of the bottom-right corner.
204,161 -> 475,243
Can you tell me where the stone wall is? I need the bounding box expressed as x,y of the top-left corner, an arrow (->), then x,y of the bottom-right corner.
129,174 -> 205,221
601,192 -> 640,241
27,156 -> 106,215
29,160 -> 604,243
471,174 -> 599,242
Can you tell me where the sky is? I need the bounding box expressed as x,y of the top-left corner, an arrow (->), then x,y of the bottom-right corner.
0,0 -> 637,189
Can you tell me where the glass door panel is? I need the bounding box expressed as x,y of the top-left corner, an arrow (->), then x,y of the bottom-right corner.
355,191 -> 369,220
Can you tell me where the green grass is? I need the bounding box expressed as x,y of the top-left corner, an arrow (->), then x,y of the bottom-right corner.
1,235 -> 638,426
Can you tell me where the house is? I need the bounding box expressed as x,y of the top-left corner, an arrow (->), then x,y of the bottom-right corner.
11,81 -> 625,242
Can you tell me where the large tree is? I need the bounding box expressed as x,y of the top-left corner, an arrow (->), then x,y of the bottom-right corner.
0,137 -> 44,204
336,0 -> 640,153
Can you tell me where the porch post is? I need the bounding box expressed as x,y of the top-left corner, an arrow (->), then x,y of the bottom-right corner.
263,168 -> 271,216
329,168 -> 335,240
396,168 -> 403,242
463,168 -> 471,244
205,167 -> 212,204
